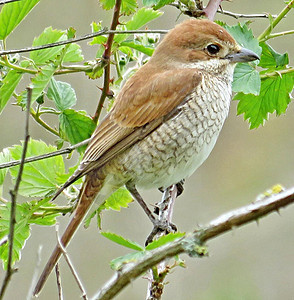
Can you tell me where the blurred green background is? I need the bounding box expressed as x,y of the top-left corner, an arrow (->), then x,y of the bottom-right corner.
0,0 -> 294,299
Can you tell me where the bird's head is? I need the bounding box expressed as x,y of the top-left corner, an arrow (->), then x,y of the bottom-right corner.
150,19 -> 259,74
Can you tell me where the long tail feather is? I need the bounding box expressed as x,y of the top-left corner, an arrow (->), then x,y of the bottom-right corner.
33,174 -> 103,296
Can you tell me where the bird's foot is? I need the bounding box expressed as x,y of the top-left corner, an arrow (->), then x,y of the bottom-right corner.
145,219 -> 177,246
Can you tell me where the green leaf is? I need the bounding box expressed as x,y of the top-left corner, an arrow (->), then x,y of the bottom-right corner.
47,78 -> 77,111
114,8 -> 163,43
0,0 -> 40,40
28,199 -> 60,226
259,42 -> 289,70
120,41 -> 154,56
30,63 -> 58,104
9,139 -> 65,197
224,23 -> 262,58
145,232 -> 185,250
104,187 -> 133,211
0,148 -> 11,195
0,69 -> 23,114
232,63 -> 261,95
0,203 -> 30,269
101,231 -> 144,251
30,27 -> 65,65
235,72 -> 294,128
59,109 -> 96,152
63,43 -> 84,62
142,0 -> 159,6
89,22 -> 107,46
30,27 -> 83,65
153,0 -> 174,9
99,0 -> 115,10
110,251 -> 146,270
121,0 -> 137,15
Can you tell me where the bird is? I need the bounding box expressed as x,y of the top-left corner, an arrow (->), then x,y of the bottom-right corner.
33,18 -> 259,296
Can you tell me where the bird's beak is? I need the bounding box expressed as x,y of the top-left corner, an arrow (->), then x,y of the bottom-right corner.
225,47 -> 260,63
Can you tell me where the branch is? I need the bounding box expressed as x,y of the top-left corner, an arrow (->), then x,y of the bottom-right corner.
0,30 -> 168,56
258,0 -> 294,42
203,0 -> 223,20
0,138 -> 90,170
55,226 -> 88,300
91,186 -> 294,300
217,9 -> 278,19
0,87 -> 32,299
93,0 -> 122,123
0,0 -> 21,5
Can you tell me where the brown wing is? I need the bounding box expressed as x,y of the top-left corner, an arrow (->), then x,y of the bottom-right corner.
82,66 -> 201,165
53,67 -> 201,197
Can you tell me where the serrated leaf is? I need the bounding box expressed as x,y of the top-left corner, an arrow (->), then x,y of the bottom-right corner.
121,0 -> 137,15
233,63 -> 261,95
114,8 -> 163,43
30,27 -> 65,65
104,187 -> 133,211
30,27 -> 84,65
142,0 -> 160,6
0,69 -> 23,114
59,109 -> 96,152
47,78 -> 77,111
0,203 -> 30,269
120,41 -> 154,56
9,139 -> 65,197
259,42 -> 289,69
101,231 -> 144,251
145,232 -> 185,250
63,43 -> 84,62
89,22 -> 108,46
110,251 -> 146,270
99,0 -> 115,10
30,63 -> 58,104
0,0 -> 40,40
224,23 -> 262,59
235,72 -> 294,128
153,0 -> 174,9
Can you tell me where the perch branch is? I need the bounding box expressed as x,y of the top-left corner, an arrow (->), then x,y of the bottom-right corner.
92,186 -> 294,300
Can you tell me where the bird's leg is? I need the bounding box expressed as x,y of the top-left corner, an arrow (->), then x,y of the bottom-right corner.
126,182 -> 157,224
126,182 -> 175,245
158,179 -> 185,198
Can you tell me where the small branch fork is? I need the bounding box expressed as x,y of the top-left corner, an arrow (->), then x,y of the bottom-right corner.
92,186 -> 294,300
0,87 -> 32,299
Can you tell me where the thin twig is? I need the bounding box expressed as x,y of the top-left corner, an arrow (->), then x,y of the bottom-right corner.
55,226 -> 88,300
203,0 -> 222,20
0,30 -> 168,56
0,0 -> 21,5
0,87 -> 32,299
217,9 -> 277,19
92,186 -> 294,300
0,138 -> 90,170
258,0 -> 294,42
55,264 -> 64,300
93,0 -> 122,123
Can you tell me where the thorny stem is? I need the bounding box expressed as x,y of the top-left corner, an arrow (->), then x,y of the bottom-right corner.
0,88 -> 32,300
260,67 -> 294,79
93,0 -> 122,124
258,0 -> 294,42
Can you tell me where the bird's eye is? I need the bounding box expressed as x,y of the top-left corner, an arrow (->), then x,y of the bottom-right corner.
207,44 -> 220,55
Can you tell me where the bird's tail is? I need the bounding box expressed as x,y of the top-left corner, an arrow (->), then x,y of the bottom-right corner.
33,172 -> 104,297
